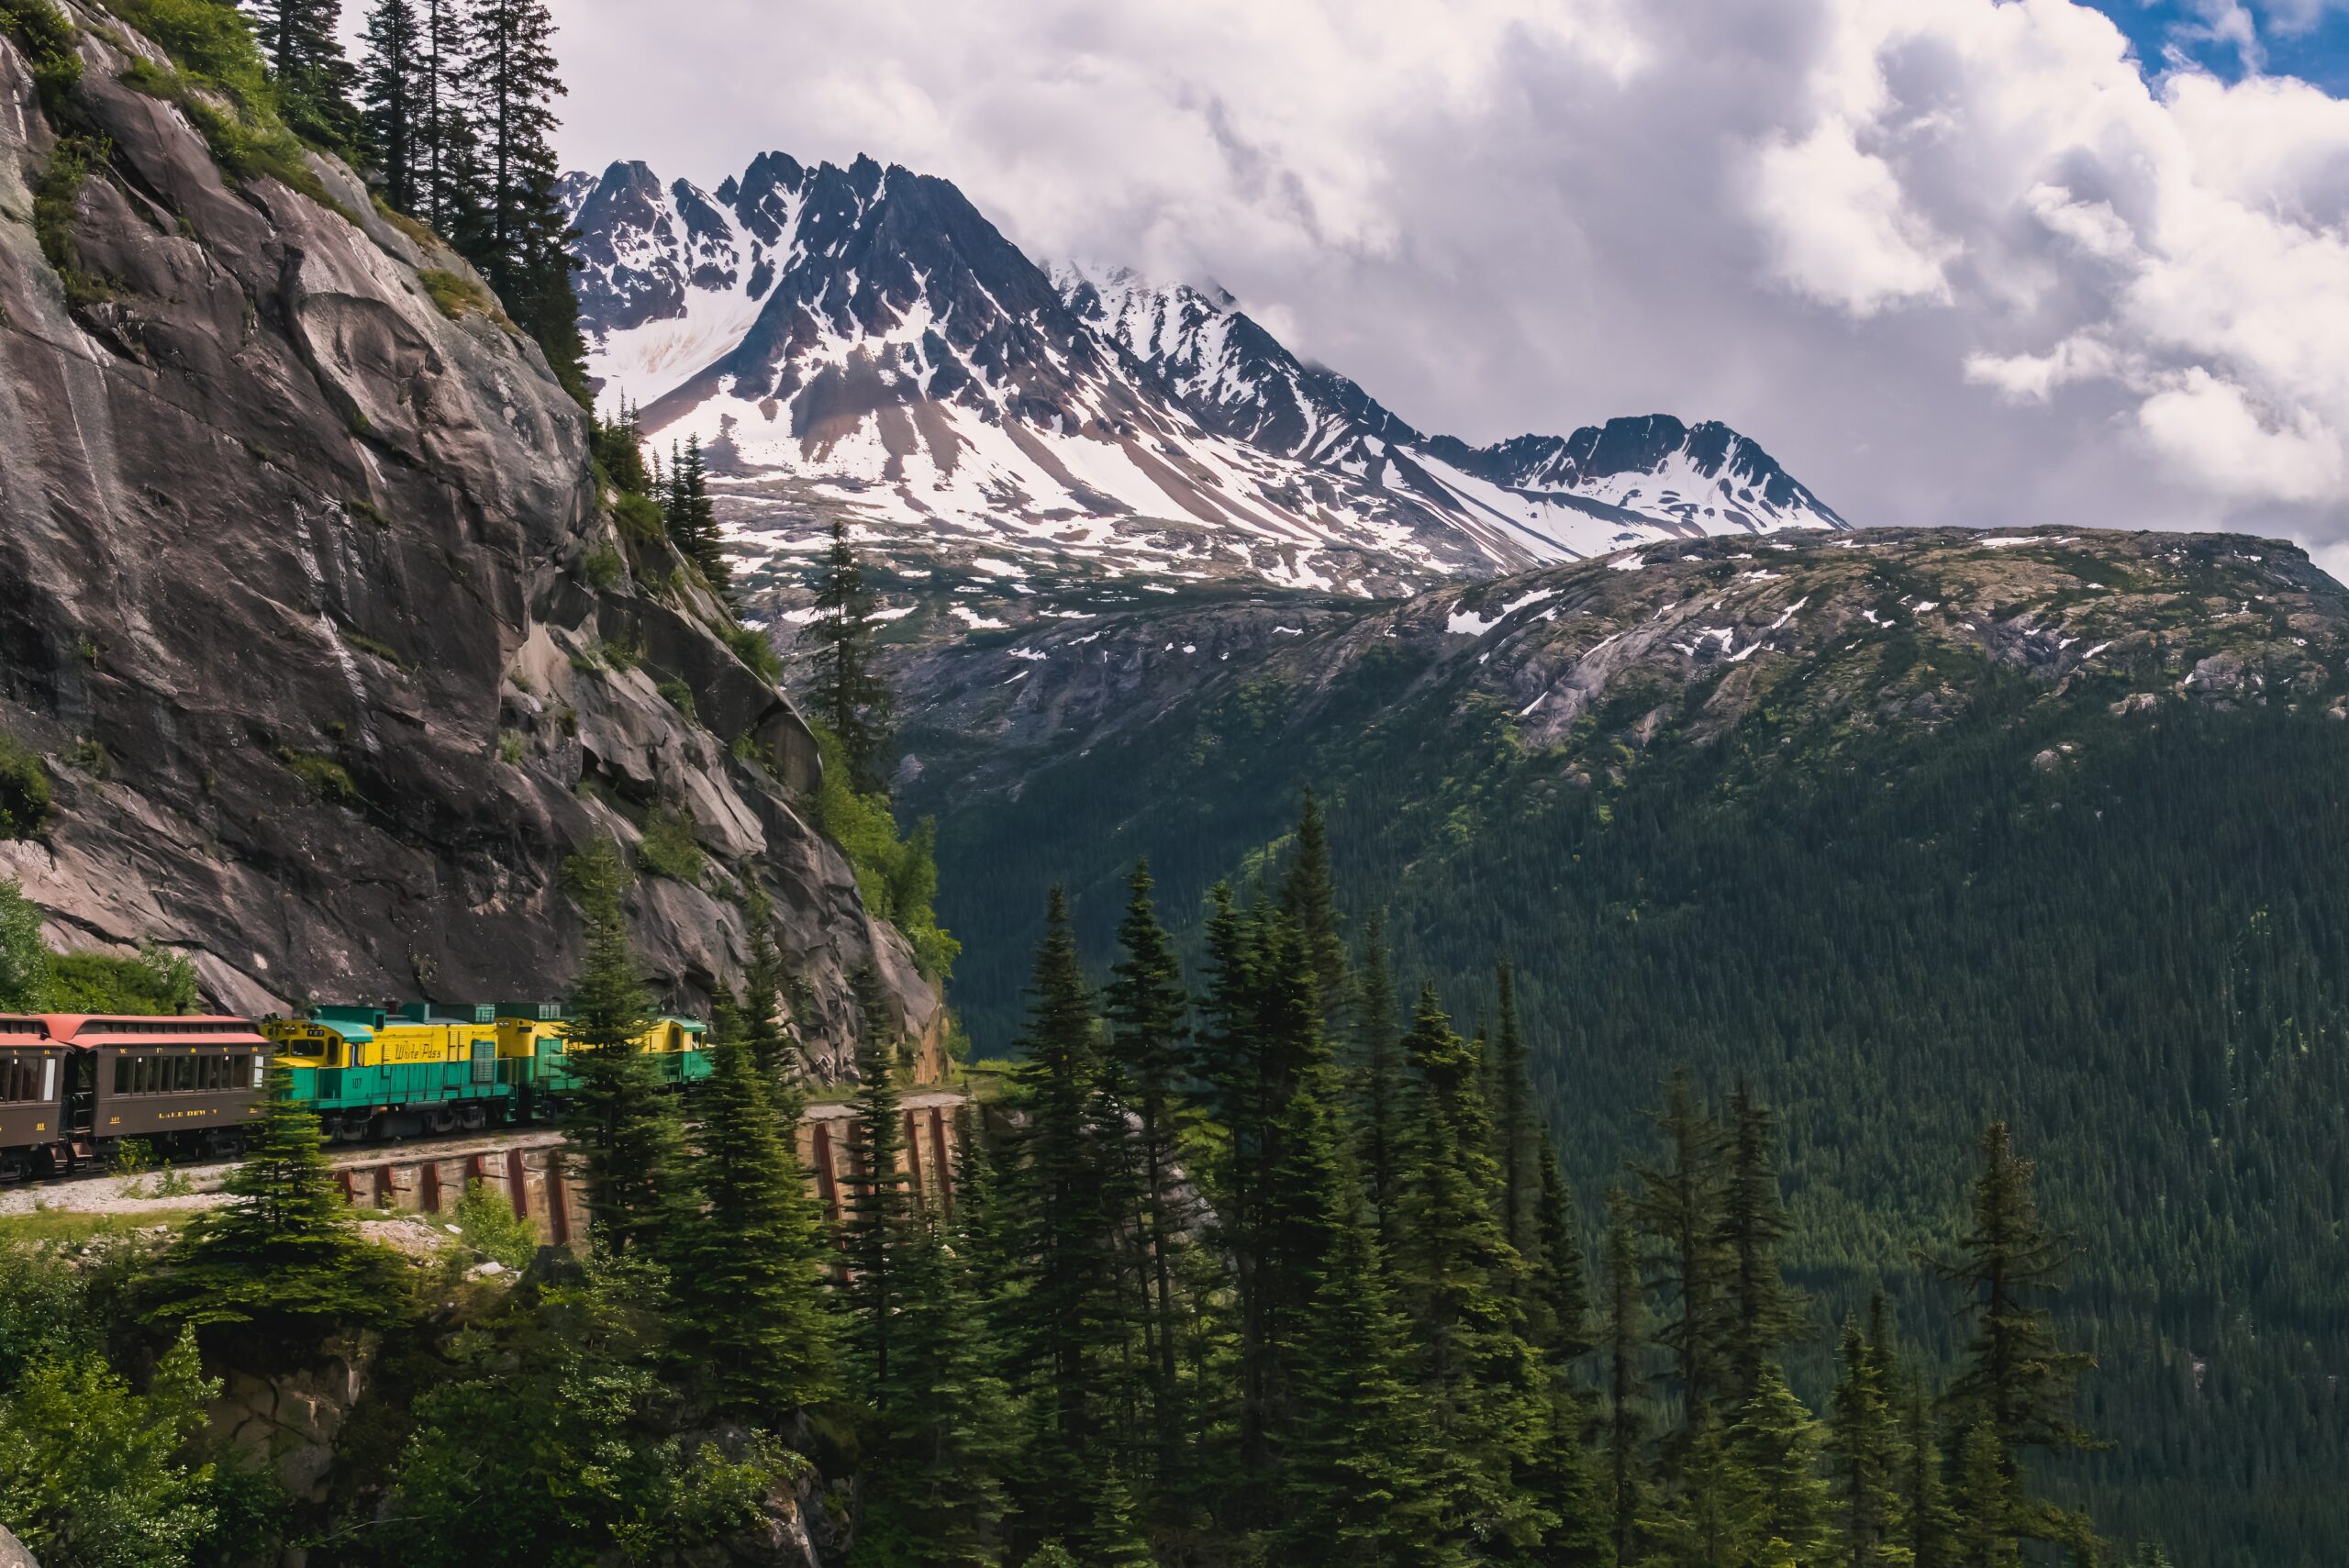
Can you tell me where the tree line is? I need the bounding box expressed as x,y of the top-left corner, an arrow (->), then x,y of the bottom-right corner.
236,0 -> 586,397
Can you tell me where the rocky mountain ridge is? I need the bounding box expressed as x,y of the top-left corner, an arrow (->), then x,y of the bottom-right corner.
0,4 -> 934,1066
894,524 -> 2347,812
558,154 -> 1846,619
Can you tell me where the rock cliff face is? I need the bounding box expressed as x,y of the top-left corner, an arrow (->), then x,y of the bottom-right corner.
0,5 -> 935,1067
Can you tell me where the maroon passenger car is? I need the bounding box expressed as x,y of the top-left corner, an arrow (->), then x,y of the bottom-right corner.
56,1016 -> 268,1169
0,1016 -> 70,1179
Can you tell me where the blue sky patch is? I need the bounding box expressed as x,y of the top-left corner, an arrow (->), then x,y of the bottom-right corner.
2085,0 -> 2349,92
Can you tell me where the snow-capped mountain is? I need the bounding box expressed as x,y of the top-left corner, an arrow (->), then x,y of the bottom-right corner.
562,154 -> 1846,602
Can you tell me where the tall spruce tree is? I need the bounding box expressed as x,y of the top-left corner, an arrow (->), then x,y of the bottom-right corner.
142,1057 -> 404,1337
1530,1129 -> 1594,1362
1828,1313 -> 1907,1567
460,0 -> 587,401
1278,1202 -> 1453,1568
1929,1122 -> 2101,1562
1732,1362 -> 1834,1567
1100,859 -> 1193,1490
808,517 -> 893,791
1631,1070 -> 1732,1454
1602,1185 -> 1650,1566
677,994 -> 841,1421
1902,1381 -> 1959,1568
1390,983 -> 1542,1551
416,0 -> 477,239
842,963 -> 912,1401
562,840 -> 689,1256
1002,890 -> 1116,1551
673,434 -> 729,592
1490,959 -> 1539,1256
244,0 -> 361,150
852,1207 -> 1013,1568
360,0 -> 422,210
1719,1082 -> 1807,1403
1279,788 -> 1349,1033
1350,910 -> 1406,1256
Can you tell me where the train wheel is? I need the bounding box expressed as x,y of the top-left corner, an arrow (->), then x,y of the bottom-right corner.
0,1151 -> 25,1184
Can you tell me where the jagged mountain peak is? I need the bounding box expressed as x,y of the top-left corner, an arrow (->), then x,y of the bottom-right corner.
563,151 -> 1848,606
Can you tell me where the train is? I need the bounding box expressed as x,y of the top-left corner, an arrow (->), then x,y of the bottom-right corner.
0,1003 -> 712,1180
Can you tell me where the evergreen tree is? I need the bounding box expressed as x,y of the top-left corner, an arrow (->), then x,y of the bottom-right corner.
1001,890 -> 1115,1550
1530,1129 -> 1594,1362
1631,1070 -> 1731,1451
1389,983 -> 1542,1551
1350,910 -> 1406,1256
1278,1206 -> 1453,1568
1828,1313 -> 1908,1568
1100,859 -> 1193,1490
360,0 -> 422,211
562,840 -> 688,1256
1719,1082 -> 1807,1402
243,0 -> 361,150
1950,1422 -> 2021,1568
1928,1123 -> 2101,1561
1602,1186 -> 1649,1566
677,994 -> 841,1421
1732,1362 -> 1833,1567
843,964 -> 912,1401
415,0 -> 478,239
1490,958 -> 1539,1256
1901,1382 -> 1959,1568
1279,788 -> 1349,1033
1642,1407 -> 1760,1568
141,1058 -> 404,1336
667,433 -> 728,592
852,1207 -> 1013,1568
808,517 -> 893,792
459,0 -> 587,401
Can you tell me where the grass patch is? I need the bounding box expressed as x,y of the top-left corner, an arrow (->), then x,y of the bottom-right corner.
656,678 -> 696,722
419,268 -> 495,320
0,1209 -> 193,1246
372,193 -> 439,250
497,730 -> 525,765
334,625 -> 406,669
635,805 -> 705,886
0,732 -> 50,839
63,739 -> 106,778
276,747 -> 355,803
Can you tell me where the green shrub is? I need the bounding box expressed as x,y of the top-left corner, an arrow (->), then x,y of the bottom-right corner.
655,679 -> 696,721
31,134 -> 115,306
635,806 -> 704,887
108,0 -> 340,211
276,748 -> 354,803
50,943 -> 198,1013
809,725 -> 958,977
64,738 -> 106,778
0,0 -> 81,115
580,546 -> 624,591
448,1181 -> 537,1273
612,491 -> 665,547
497,730 -> 526,765
722,622 -> 782,684
335,625 -> 406,668
0,732 -> 50,839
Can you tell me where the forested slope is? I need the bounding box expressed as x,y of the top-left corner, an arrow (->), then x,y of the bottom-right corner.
901,528 -> 2349,1566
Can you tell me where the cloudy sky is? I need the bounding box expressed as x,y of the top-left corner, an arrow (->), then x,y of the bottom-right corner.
541,0 -> 2349,559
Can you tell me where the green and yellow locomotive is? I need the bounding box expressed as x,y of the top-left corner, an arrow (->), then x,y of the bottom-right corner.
262,1003 -> 711,1142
